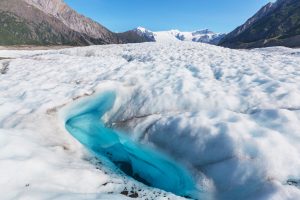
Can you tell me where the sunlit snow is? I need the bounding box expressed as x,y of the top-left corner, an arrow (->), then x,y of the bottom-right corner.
0,43 -> 300,199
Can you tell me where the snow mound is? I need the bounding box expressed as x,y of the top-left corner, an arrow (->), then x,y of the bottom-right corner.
0,42 -> 300,199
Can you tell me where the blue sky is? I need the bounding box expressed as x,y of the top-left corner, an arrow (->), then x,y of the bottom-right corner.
65,0 -> 274,33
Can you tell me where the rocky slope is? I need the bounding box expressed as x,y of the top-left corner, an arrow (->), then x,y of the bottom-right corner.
23,0 -> 119,44
116,29 -> 154,44
0,0 -> 90,45
0,0 -> 146,45
219,0 -> 300,48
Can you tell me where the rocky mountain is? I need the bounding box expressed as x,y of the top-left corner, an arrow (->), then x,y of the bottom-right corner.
0,0 -> 146,45
130,27 -> 156,42
129,27 -> 225,45
23,0 -> 119,43
116,27 -> 154,43
1,1 -> 73,45
219,0 -> 300,48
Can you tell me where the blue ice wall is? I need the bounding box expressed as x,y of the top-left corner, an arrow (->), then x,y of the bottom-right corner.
64,91 -> 198,198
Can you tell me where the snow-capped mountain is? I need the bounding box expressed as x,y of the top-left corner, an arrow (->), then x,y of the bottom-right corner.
133,27 -> 156,42
133,27 -> 226,44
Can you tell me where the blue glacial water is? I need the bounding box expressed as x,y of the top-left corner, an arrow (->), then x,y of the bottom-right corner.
64,91 -> 199,198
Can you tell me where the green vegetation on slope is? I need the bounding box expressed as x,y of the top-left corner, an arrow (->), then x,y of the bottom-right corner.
0,12 -> 37,45
0,12 -> 76,45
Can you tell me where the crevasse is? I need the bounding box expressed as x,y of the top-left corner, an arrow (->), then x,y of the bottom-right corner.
64,91 -> 199,199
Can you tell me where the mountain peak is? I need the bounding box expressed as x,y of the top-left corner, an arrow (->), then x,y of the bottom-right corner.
136,26 -> 149,33
192,29 -> 214,35
23,0 -> 117,40
24,0 -> 67,17
219,0 -> 300,48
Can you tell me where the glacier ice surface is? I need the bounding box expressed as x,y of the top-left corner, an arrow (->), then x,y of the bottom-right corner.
1,43 -> 300,199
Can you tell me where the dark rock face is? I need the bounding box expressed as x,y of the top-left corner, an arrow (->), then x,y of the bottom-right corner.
117,29 -> 155,43
0,0 -> 146,45
219,0 -> 300,49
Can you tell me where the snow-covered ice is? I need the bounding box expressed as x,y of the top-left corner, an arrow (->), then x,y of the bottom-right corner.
0,42 -> 300,199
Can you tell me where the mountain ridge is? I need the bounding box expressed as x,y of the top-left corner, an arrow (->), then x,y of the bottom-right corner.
0,0 -> 100,45
0,0 -> 148,45
23,0 -> 118,42
219,0 -> 300,48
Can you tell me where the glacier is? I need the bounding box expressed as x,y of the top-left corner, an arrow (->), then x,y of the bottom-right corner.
0,42 -> 300,199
